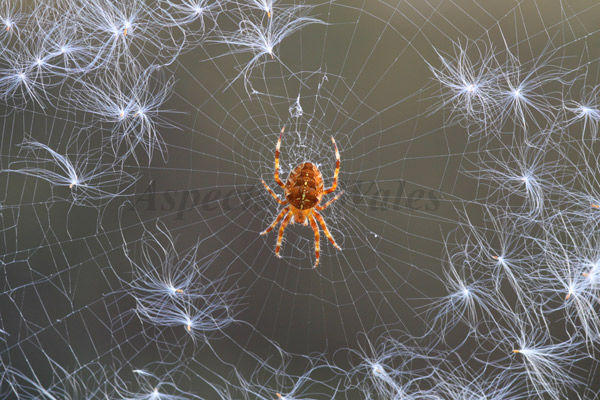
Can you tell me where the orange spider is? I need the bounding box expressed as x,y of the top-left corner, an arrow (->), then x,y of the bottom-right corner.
261,127 -> 343,268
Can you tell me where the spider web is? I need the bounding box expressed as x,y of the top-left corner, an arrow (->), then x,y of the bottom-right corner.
2,0 -> 600,399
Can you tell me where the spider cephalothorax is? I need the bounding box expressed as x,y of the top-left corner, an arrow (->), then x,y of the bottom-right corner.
261,127 -> 343,268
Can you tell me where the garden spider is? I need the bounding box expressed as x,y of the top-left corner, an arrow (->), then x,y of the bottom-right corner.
261,127 -> 343,268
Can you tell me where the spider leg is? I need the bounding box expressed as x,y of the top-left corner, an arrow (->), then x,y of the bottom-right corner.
261,179 -> 288,205
274,126 -> 286,188
275,211 -> 293,257
261,206 -> 290,235
323,136 -> 340,195
314,211 -> 341,250
316,190 -> 344,211
308,215 -> 321,268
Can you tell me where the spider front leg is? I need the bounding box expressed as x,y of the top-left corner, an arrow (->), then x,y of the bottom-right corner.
309,215 -> 321,268
261,179 -> 288,205
314,211 -> 341,250
261,206 -> 290,235
275,212 -> 293,257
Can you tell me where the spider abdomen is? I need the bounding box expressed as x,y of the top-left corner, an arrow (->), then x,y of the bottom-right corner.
284,162 -> 324,210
